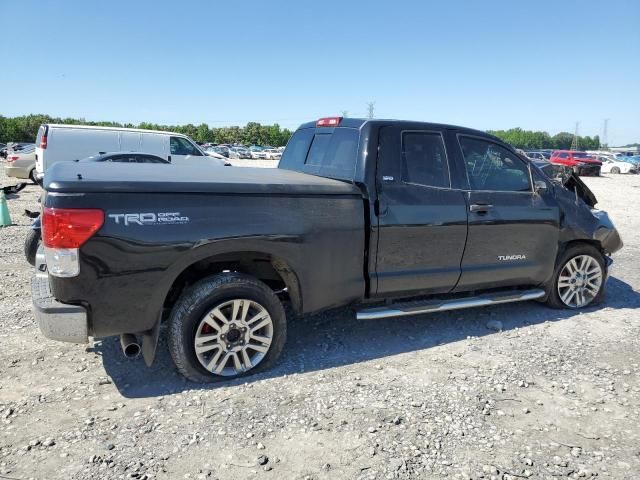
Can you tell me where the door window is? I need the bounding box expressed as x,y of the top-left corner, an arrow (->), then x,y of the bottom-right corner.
170,137 -> 202,156
459,136 -> 531,192
401,132 -> 450,188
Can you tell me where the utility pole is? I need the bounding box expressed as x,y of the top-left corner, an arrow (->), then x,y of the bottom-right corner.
602,119 -> 609,149
570,121 -> 580,151
367,102 -> 375,120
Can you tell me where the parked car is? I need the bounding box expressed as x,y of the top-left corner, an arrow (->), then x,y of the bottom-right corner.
600,158 -> 637,174
228,147 -> 252,159
550,150 -> 602,176
31,117 -> 623,382
2,142 -> 34,159
203,149 -> 231,164
263,148 -> 282,160
35,124 -> 226,181
525,151 -> 549,161
78,152 -> 170,163
5,145 -> 37,181
208,146 -> 230,158
621,155 -> 640,167
248,146 -> 267,159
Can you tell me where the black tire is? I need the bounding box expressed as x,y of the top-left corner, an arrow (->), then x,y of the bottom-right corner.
24,228 -> 41,266
610,167 -> 620,174
546,243 -> 606,309
168,272 -> 287,383
29,169 -> 37,183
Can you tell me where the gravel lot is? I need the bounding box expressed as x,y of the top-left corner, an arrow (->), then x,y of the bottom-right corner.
0,163 -> 638,480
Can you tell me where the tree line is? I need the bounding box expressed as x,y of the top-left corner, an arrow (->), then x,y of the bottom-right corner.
487,127 -> 601,150
1,114 -> 605,151
0,114 -> 293,147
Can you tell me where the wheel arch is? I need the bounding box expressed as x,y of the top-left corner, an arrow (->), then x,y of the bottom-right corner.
162,250 -> 303,316
557,238 -> 605,260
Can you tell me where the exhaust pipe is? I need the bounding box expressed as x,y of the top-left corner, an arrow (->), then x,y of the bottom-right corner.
120,334 -> 141,359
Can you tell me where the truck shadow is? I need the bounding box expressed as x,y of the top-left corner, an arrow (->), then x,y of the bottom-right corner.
93,276 -> 639,399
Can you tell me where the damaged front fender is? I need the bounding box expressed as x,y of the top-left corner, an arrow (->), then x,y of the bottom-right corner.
551,173 -> 623,255
591,210 -> 623,254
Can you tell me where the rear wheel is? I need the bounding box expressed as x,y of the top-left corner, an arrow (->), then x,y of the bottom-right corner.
24,228 -> 41,266
168,273 -> 286,382
546,244 -> 605,309
610,167 -> 620,174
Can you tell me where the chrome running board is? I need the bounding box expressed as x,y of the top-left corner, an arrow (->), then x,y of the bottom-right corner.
357,288 -> 545,320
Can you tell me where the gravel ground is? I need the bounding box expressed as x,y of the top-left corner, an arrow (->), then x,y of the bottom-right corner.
0,163 -> 638,480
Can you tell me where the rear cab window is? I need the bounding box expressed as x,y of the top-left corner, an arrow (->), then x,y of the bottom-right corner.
279,127 -> 359,181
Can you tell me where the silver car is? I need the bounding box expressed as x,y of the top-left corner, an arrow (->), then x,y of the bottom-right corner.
5,146 -> 36,181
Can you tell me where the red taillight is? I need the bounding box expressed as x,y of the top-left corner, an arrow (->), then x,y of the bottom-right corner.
42,208 -> 104,248
316,117 -> 342,127
40,134 -> 48,149
8,156 -> 18,162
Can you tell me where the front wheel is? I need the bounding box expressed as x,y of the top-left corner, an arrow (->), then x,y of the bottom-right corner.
168,273 -> 287,382
546,244 -> 605,309
610,167 -> 620,174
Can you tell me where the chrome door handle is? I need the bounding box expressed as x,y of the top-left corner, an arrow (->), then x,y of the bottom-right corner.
469,204 -> 493,213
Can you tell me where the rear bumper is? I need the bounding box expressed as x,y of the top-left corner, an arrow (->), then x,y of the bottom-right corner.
32,274 -> 88,343
5,166 -> 30,179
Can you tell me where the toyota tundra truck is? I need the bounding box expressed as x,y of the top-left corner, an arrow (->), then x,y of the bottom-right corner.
32,117 -> 623,382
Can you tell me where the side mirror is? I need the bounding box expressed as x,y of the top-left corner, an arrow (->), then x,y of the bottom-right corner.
534,180 -> 548,194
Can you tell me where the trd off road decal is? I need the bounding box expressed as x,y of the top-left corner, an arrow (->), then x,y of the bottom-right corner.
108,212 -> 190,226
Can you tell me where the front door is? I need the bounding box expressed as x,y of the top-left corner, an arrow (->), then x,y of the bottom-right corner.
453,135 -> 560,291
169,136 -> 205,165
374,126 -> 468,297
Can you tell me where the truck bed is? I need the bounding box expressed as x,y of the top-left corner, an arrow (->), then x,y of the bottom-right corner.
44,163 -> 362,196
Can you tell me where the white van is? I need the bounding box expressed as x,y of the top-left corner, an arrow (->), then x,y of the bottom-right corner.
35,124 -> 225,178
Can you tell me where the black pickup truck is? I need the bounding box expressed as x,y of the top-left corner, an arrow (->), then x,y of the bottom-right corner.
33,117 -> 622,382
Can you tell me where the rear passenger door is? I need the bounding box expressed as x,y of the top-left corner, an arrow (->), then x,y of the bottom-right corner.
453,135 -> 560,292
374,126 -> 468,297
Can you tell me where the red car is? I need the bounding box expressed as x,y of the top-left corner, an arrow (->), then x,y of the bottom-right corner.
550,150 -> 602,176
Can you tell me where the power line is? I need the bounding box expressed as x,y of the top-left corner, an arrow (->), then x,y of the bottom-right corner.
570,121 -> 580,151
367,102 -> 375,120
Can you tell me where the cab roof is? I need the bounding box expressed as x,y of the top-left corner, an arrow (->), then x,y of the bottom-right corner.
297,118 -> 503,142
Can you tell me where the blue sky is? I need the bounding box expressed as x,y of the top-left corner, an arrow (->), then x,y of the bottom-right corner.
1,0 -> 638,145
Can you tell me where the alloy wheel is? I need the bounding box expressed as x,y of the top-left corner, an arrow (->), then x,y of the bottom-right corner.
194,299 -> 273,376
557,254 -> 603,308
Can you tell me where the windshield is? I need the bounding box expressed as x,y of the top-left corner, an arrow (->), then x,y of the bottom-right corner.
573,152 -> 589,158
